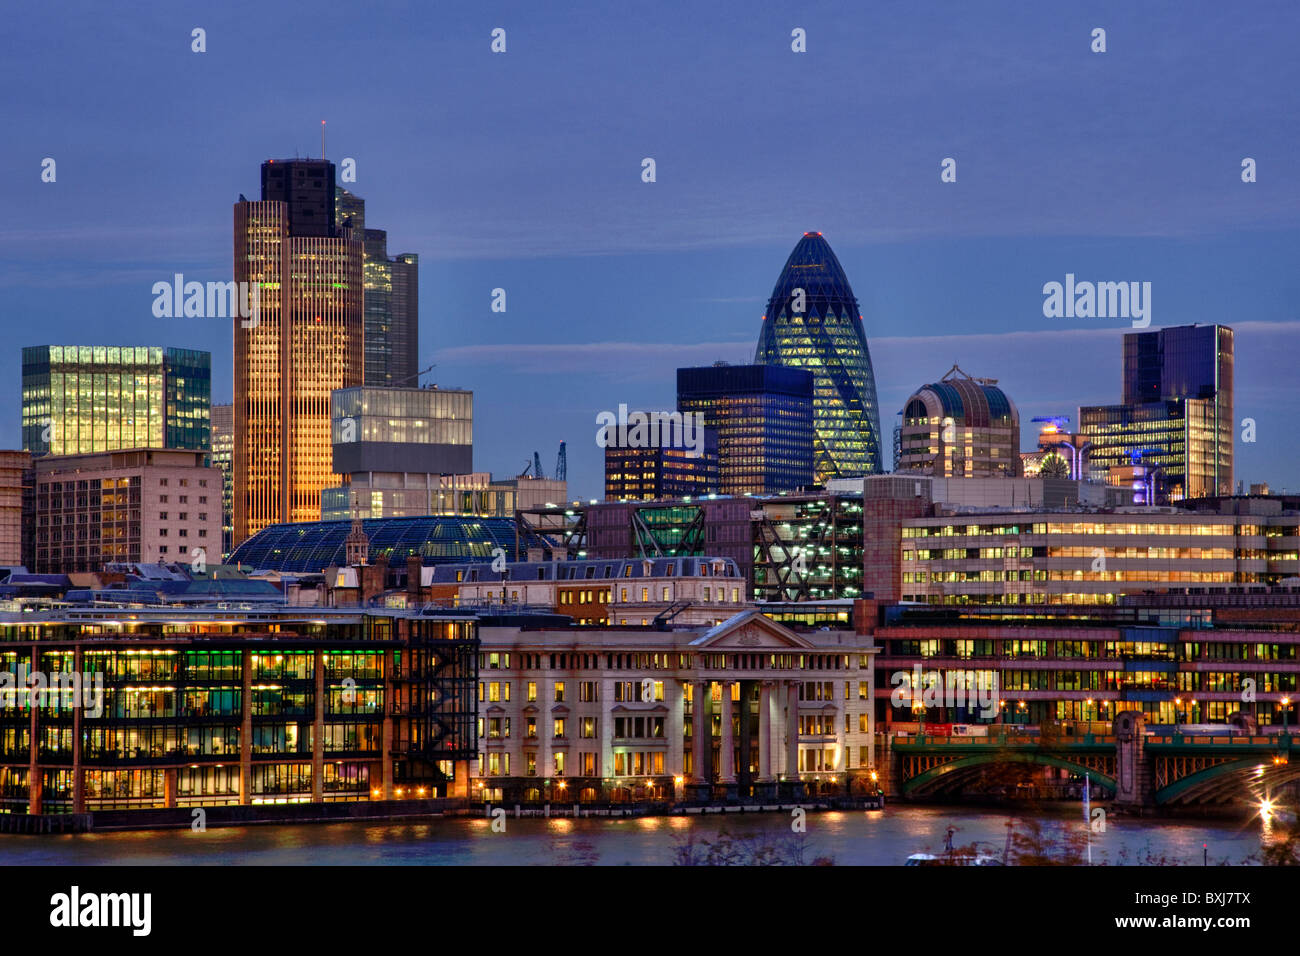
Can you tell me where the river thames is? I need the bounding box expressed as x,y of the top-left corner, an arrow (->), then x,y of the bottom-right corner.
0,806 -> 1280,865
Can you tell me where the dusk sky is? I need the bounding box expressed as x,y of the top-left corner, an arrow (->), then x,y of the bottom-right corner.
4,0 -> 1299,500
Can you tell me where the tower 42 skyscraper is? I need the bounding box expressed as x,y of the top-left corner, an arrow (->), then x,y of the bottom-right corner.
234,159 -> 363,545
755,232 -> 883,480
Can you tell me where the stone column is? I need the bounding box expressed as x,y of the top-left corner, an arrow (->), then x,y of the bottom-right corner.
786,680 -> 801,781
759,681 -> 773,780
665,679 -> 685,780
600,677 -> 616,781
691,680 -> 710,783
718,681 -> 735,784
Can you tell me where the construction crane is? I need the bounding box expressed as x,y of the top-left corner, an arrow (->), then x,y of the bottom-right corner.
555,441 -> 566,482
533,451 -> 543,479
393,363 -> 436,387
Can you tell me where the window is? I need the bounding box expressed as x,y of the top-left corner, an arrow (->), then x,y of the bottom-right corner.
526,681 -> 537,702
554,681 -> 566,702
579,681 -> 597,702
580,717 -> 597,738
553,718 -> 566,739
554,752 -> 566,775
525,717 -> 537,739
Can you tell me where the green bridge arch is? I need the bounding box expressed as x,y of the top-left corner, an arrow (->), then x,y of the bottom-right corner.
1155,756 -> 1300,805
903,751 -> 1116,797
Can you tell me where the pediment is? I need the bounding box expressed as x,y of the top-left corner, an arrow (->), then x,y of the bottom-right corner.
689,610 -> 816,650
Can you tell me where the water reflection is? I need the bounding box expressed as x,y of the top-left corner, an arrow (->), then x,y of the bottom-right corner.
0,806 -> 1270,866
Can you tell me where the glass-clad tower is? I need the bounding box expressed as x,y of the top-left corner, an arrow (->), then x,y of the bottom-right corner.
755,233 -> 883,481
22,346 -> 211,456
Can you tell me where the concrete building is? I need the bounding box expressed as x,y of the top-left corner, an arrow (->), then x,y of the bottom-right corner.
33,449 -> 222,573
0,451 -> 33,567
896,365 -> 1020,478
432,556 -> 750,627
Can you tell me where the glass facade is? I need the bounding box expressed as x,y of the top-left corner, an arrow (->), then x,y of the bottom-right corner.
1102,324 -> 1234,499
336,189 -> 420,388
1080,399 -> 1217,502
676,364 -> 814,494
331,387 -> 471,448
754,233 -> 883,481
21,346 -> 210,457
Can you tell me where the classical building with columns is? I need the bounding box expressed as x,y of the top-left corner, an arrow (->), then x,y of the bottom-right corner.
473,608 -> 879,803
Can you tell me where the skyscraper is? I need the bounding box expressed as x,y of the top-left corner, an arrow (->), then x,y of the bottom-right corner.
755,233 -> 883,481
676,363 -> 814,494
1081,324 -> 1234,502
234,159 -> 363,545
336,188 -> 420,387
21,346 -> 211,457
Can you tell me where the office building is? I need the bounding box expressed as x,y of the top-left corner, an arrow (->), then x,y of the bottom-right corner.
336,188 -> 420,388
755,232 -> 883,481
1081,324 -> 1234,502
676,363 -> 814,495
435,556 -> 749,627
896,366 -> 1021,478
32,449 -> 222,573
0,451 -> 33,567
330,386 -> 471,476
603,423 -> 718,501
22,346 -> 211,458
211,403 -> 233,559
234,159 -> 364,545
0,604 -> 478,815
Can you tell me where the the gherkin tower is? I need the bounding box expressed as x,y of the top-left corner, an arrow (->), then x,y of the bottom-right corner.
755,232 -> 883,480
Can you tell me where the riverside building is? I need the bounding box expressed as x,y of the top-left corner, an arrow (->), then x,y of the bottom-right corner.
0,605 -> 479,815
470,607 -> 880,803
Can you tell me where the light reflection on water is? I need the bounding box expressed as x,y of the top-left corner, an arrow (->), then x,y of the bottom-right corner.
0,806 -> 1270,866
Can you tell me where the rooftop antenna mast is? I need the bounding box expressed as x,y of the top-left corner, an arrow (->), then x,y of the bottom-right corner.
321,120 -> 326,159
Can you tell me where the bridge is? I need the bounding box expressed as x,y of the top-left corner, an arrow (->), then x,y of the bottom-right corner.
890,713 -> 1298,807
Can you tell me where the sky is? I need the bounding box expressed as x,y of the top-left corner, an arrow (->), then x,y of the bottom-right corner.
3,0 -> 1299,500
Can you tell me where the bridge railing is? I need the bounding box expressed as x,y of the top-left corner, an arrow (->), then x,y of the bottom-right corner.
893,733 -> 1117,747
1146,733 -> 1295,748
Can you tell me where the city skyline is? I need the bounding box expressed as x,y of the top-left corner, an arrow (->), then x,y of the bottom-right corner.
5,1 -> 1300,500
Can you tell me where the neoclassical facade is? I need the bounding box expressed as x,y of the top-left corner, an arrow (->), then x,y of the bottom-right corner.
472,609 -> 878,802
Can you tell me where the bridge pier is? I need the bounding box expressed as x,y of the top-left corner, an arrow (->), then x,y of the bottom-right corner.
1113,711 -> 1153,808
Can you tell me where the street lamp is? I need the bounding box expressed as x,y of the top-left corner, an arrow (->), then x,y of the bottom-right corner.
1281,696 -> 1292,735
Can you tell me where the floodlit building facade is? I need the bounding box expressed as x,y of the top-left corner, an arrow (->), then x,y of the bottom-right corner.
471,609 -> 879,803
234,159 -> 363,545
